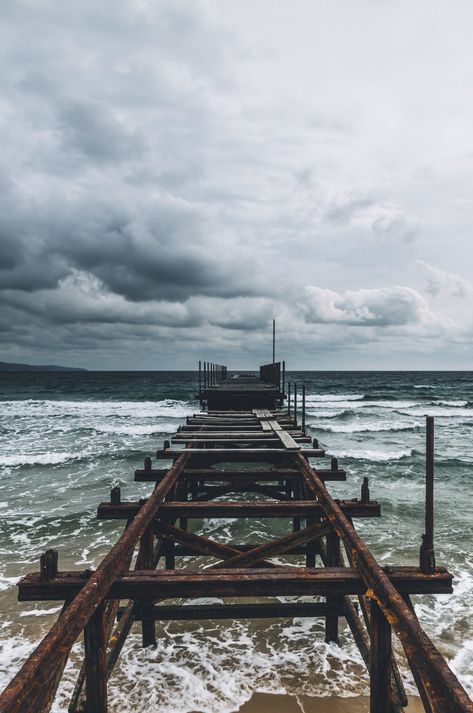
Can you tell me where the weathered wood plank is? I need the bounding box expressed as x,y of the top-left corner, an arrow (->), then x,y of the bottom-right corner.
155,448 -> 325,458
18,567 -> 454,601
134,468 -> 346,483
210,520 -> 333,569
97,500 -> 381,520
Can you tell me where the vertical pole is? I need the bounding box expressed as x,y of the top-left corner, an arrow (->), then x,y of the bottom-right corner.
369,600 -> 392,713
203,361 -> 207,390
292,478 -> 301,533
198,360 -> 202,400
140,525 -> 156,647
294,383 -> 298,427
287,382 -> 291,415
282,360 -> 285,398
302,384 -> 306,434
420,416 -> 435,573
84,601 -> 107,713
325,530 -> 340,643
272,318 -> 276,364
305,517 -> 316,566
165,541 -> 175,569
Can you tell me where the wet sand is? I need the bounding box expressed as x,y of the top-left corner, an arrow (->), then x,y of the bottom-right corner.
237,693 -> 424,712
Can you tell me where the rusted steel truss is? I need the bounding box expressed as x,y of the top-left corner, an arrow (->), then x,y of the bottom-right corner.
0,372 -> 472,713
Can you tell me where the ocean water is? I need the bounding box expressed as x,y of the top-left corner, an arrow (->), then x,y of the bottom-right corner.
0,370 -> 472,711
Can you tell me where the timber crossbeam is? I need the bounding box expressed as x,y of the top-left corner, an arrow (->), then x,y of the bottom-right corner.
18,566 -> 453,601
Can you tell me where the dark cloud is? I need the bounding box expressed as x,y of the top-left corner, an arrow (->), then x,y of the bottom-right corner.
0,1 -> 472,368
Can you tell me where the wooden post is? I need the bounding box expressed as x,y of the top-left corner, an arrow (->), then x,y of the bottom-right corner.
84,601 -> 107,713
420,415 -> 435,573
306,515 -> 316,567
199,360 -> 202,400
165,540 -> 175,569
294,383 -> 298,427
369,600 -> 392,713
282,360 -> 285,397
302,384 -> 306,434
287,382 -> 291,415
140,525 -> 156,648
292,478 -> 301,533
325,530 -> 340,643
272,318 -> 276,364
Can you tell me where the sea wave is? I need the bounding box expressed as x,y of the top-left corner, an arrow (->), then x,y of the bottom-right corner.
314,420 -> 421,434
304,394 -> 364,403
93,422 -> 178,436
0,575 -> 20,592
0,399 -> 194,419
0,452 -> 86,467
395,407 -> 473,418
332,448 -> 414,461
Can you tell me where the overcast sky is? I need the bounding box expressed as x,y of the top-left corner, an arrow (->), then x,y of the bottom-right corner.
1,1 -> 473,370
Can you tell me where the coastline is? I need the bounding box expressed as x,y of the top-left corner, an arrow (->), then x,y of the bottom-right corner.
237,693 -> 424,712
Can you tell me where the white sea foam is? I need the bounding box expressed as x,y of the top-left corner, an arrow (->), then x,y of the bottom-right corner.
316,420 -> 421,434
333,448 -> 413,461
451,640 -> 473,696
0,575 -> 20,592
0,398 -> 194,419
307,401 -> 366,411
305,394 -> 364,403
19,605 -> 63,617
0,452 -> 84,467
308,399 -> 424,411
93,422 -> 177,436
102,624 -> 371,712
363,400 -> 425,409
396,407 -> 473,418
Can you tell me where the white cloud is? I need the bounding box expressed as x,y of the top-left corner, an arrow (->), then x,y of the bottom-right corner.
417,261 -> 473,298
300,285 -> 437,327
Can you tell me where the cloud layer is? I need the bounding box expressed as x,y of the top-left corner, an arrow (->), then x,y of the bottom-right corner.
1,1 -> 473,368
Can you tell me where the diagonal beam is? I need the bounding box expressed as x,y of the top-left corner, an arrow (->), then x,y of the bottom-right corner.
154,521 -> 276,568
296,452 -> 473,713
210,520 -> 333,569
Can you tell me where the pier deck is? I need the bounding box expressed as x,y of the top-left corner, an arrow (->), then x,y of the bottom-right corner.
1,361 -> 472,713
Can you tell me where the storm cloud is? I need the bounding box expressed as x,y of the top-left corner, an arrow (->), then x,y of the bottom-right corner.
1,1 -> 473,369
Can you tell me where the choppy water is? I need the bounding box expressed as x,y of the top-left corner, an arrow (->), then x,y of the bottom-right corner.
0,371 -> 472,710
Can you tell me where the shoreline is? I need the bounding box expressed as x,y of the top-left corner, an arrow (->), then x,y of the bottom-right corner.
237,693 -> 424,712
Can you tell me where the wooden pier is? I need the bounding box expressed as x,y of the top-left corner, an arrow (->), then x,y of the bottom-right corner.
1,362 -> 473,713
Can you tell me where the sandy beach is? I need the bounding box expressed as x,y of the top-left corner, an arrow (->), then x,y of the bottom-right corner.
237,693 -> 424,712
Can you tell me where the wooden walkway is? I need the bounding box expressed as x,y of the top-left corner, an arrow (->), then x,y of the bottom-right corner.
1,362 -> 472,713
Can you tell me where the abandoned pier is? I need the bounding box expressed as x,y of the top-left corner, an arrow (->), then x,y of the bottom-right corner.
0,360 -> 472,712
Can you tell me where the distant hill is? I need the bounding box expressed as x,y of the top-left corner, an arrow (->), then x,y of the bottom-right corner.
0,361 -> 87,372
